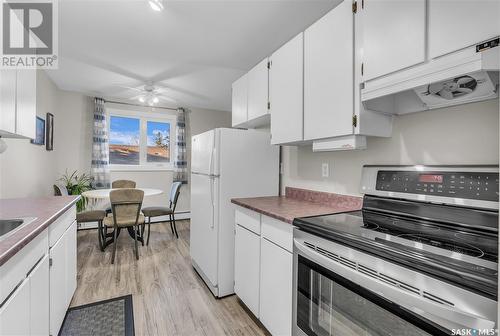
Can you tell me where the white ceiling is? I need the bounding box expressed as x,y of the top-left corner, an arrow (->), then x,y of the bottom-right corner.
46,0 -> 339,111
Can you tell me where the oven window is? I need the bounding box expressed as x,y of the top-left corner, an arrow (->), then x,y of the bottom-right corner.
297,255 -> 445,336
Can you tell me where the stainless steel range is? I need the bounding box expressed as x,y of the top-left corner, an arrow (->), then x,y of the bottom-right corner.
292,165 -> 498,336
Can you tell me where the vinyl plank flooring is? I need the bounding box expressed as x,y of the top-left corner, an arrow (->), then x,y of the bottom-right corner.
72,220 -> 269,336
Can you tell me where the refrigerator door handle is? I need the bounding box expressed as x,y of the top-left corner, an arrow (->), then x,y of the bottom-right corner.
210,176 -> 215,229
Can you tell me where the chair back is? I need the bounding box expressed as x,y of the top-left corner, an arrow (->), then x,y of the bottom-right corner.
112,180 -> 136,188
110,189 -> 144,226
54,184 -> 69,196
169,182 -> 182,211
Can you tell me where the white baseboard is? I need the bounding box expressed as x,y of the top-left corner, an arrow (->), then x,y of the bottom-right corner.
77,211 -> 191,230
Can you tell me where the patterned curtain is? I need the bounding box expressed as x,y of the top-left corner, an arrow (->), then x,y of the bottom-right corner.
91,98 -> 111,189
173,107 -> 188,183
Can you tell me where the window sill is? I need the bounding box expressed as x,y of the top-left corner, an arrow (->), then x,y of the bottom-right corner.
110,165 -> 174,172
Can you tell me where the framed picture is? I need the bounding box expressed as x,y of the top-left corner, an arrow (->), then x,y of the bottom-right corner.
46,113 -> 54,151
31,116 -> 45,145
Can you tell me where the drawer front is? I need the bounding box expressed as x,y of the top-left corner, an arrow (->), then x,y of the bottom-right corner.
235,206 -> 261,234
0,228 -> 48,304
49,205 -> 76,247
261,215 -> 293,252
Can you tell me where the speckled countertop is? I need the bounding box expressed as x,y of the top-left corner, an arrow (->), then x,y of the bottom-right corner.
0,195 -> 80,266
231,187 -> 363,224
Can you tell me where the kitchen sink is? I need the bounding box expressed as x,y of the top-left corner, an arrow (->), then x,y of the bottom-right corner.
0,217 -> 36,239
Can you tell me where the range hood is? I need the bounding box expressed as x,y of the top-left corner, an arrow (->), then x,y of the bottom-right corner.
361,40 -> 499,115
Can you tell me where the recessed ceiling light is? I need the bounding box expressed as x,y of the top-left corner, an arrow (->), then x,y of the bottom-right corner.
139,96 -> 145,103
152,97 -> 159,104
149,0 -> 164,11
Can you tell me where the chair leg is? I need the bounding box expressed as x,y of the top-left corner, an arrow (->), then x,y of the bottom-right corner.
172,214 -> 179,239
97,220 -> 104,252
169,214 -> 174,235
111,227 -> 118,264
134,225 -> 139,260
140,222 -> 145,246
146,217 -> 152,246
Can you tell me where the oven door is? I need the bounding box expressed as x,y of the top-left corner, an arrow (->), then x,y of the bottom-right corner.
292,232 -> 497,336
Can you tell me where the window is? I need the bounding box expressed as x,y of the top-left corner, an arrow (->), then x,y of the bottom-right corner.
147,121 -> 170,163
108,109 -> 175,170
109,116 -> 140,165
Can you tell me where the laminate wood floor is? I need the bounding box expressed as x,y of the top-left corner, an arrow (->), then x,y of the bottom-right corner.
73,220 -> 269,336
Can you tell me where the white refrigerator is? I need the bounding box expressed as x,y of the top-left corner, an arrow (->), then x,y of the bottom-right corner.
190,128 -> 279,297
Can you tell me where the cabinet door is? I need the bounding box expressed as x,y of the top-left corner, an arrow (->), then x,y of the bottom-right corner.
259,238 -> 293,336
16,70 -> 36,139
428,0 -> 500,59
234,224 -> 260,317
270,33 -> 303,144
304,1 -> 354,141
0,278 -> 30,336
362,0 -> 426,81
66,221 -> 77,306
49,228 -> 68,336
0,70 -> 17,135
247,58 -> 269,121
29,255 -> 50,336
232,74 -> 248,127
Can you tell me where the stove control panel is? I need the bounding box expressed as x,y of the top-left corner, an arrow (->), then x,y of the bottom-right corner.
376,171 -> 499,202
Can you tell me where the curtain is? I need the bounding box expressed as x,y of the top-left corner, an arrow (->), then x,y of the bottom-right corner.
173,107 -> 188,184
91,97 -> 111,189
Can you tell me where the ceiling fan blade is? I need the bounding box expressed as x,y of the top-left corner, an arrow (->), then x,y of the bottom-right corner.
154,83 -> 209,101
111,84 -> 145,93
157,95 -> 178,103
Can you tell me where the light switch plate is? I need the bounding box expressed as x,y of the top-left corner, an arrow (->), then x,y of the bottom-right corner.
322,163 -> 329,178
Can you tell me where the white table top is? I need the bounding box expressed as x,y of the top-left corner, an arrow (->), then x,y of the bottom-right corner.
82,188 -> 163,199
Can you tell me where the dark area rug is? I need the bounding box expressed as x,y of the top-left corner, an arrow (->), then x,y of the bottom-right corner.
59,295 -> 134,336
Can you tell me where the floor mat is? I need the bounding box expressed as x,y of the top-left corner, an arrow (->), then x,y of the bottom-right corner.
59,295 -> 134,336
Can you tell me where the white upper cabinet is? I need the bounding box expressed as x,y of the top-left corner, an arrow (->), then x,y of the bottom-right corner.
0,69 -> 36,139
362,0 -> 426,81
270,33 -> 304,145
231,73 -> 248,127
247,58 -> 269,121
428,0 -> 500,59
304,0 -> 354,141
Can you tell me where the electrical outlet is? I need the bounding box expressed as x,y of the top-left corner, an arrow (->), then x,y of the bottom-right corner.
322,163 -> 329,178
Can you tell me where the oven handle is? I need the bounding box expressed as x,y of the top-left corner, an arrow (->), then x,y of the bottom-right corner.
294,239 -> 497,331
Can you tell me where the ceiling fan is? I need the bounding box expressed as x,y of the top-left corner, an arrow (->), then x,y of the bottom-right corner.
116,82 -> 177,106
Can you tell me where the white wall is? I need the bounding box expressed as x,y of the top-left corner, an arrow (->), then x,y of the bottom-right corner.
282,99 -> 500,196
0,70 -> 93,198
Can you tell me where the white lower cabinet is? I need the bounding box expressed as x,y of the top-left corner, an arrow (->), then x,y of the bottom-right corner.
29,255 -> 50,336
0,277 -> 30,336
0,254 -> 50,336
234,207 -> 293,335
50,221 -> 77,336
234,224 -> 261,317
260,238 -> 293,336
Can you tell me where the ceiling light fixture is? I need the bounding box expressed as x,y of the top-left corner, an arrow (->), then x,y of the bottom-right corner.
149,0 -> 164,11
152,97 -> 159,104
139,96 -> 145,103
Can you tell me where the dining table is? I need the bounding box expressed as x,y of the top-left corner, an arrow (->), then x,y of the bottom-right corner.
82,188 -> 164,248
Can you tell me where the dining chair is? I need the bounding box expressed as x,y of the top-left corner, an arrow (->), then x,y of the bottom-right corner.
103,188 -> 145,264
112,180 -> 136,188
142,182 -> 182,244
105,180 -> 137,215
54,184 -> 107,251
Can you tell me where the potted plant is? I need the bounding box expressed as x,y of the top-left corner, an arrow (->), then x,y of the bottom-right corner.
58,170 -> 94,212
